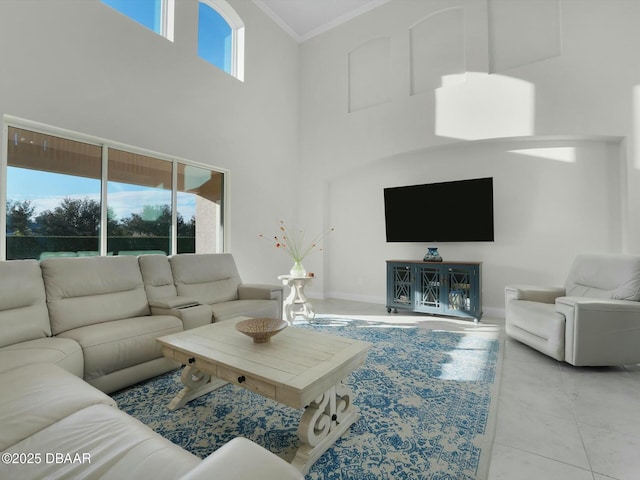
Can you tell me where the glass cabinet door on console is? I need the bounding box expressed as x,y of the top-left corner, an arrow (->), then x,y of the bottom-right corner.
416,265 -> 441,311
387,263 -> 413,310
386,260 -> 482,322
442,265 -> 478,318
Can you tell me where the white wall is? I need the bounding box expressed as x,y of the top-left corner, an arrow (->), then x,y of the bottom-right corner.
2,0 -> 639,315
298,0 -> 640,315
325,138 -> 623,314
0,0 -> 299,281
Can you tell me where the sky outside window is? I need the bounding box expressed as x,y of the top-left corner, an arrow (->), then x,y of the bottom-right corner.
7,167 -> 195,222
198,2 -> 232,73
101,0 -> 162,34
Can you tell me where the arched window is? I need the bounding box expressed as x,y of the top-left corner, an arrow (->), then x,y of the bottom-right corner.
198,0 -> 245,81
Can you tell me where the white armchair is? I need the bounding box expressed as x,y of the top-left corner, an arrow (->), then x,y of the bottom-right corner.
505,254 -> 640,366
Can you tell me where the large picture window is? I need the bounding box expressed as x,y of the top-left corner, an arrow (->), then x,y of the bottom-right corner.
177,163 -> 223,254
107,149 -> 173,255
6,128 -> 103,260
3,122 -> 225,260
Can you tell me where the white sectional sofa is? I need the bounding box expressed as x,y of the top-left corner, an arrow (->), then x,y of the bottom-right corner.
0,364 -> 303,480
0,253 -> 283,390
0,254 -> 300,480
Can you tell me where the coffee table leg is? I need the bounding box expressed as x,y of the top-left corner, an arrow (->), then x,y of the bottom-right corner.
291,382 -> 359,474
167,365 -> 227,411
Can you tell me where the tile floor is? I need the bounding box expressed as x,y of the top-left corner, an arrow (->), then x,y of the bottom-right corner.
309,298 -> 640,480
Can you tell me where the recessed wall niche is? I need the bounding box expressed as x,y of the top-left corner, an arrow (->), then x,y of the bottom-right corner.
410,7 -> 465,95
489,0 -> 562,72
348,36 -> 391,112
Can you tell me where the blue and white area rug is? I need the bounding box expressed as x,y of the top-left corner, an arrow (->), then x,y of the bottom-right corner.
112,318 -> 503,479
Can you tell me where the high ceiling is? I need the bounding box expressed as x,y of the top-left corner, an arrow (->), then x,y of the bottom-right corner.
252,0 -> 391,42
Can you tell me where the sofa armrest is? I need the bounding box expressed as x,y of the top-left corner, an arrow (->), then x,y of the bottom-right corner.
556,296 -> 640,366
150,302 -> 212,330
238,283 -> 283,301
505,285 -> 566,304
179,437 -> 304,480
148,296 -> 200,309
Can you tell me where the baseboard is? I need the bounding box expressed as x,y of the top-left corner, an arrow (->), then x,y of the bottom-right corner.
317,291 -> 505,320
322,291 -> 387,305
483,306 -> 505,320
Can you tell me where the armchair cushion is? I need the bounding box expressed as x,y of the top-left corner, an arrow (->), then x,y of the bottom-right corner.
564,253 -> 640,300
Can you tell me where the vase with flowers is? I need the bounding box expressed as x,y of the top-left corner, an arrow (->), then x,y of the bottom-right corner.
260,221 -> 334,277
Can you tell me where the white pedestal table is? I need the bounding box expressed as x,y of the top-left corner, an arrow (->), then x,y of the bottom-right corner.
278,275 -> 315,323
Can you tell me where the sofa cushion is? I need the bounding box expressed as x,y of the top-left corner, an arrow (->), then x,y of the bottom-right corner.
0,363 -> 116,451
138,254 -> 179,301
170,254 -> 241,304
41,256 -> 151,335
0,259 -> 51,348
565,254 -> 640,301
0,337 -> 83,377
57,315 -> 182,382
0,404 -> 200,480
179,437 -> 304,480
211,299 -> 281,322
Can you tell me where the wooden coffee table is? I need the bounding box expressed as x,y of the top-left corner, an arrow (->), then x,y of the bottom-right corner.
157,317 -> 371,473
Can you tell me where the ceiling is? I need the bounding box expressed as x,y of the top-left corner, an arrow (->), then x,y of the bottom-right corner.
252,0 -> 392,42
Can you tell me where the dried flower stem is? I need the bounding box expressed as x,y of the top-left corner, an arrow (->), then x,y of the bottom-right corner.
259,220 -> 334,262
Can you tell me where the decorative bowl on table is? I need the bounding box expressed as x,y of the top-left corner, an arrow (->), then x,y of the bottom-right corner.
235,318 -> 288,343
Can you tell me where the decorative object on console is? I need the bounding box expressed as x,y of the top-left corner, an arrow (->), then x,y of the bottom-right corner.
448,290 -> 465,310
259,221 -> 334,277
235,317 -> 288,343
423,247 -> 442,262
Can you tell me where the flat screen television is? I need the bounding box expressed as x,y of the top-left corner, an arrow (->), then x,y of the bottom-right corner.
384,177 -> 494,242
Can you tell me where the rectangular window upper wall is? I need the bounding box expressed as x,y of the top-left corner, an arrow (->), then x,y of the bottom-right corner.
6,127 -> 102,260
101,0 -> 174,41
107,149 -> 173,256
176,163 -> 223,254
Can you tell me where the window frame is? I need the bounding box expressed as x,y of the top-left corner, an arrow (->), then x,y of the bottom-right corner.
1,115 -> 228,261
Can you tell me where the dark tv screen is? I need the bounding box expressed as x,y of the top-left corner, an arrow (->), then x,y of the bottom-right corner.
384,177 -> 494,242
